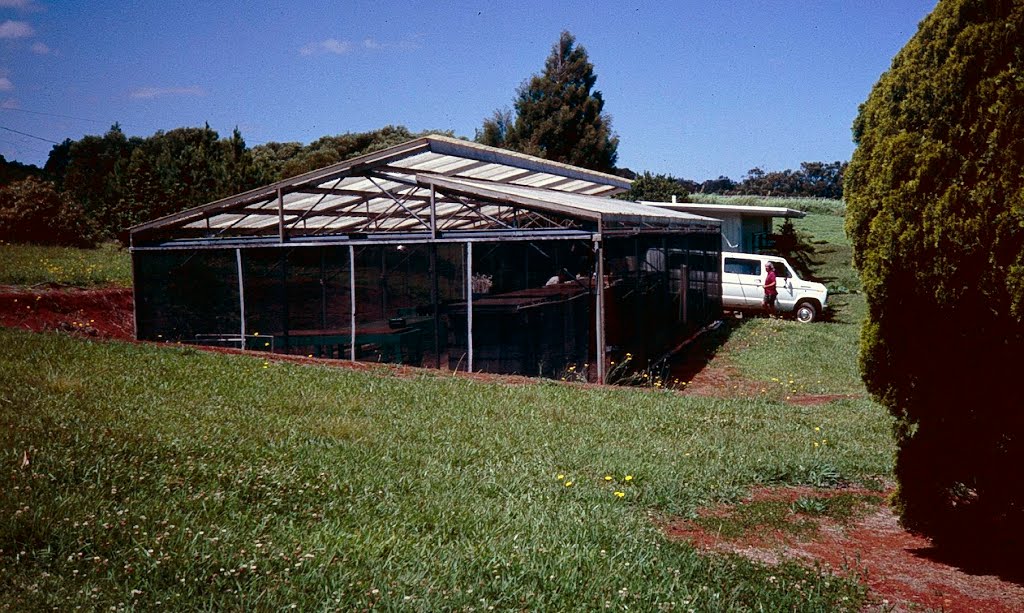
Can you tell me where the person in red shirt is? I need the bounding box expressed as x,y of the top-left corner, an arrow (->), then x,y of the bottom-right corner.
763,262 -> 778,316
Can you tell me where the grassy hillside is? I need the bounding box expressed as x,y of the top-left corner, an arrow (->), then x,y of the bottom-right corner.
0,197 -> 889,609
1,329 -> 890,610
0,242 -> 132,287
680,196 -> 867,392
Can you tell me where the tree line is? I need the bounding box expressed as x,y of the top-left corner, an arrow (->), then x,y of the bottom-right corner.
0,125 -> 846,248
0,125 -> 443,245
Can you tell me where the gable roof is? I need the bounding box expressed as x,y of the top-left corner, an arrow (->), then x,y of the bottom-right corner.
130,135 -> 717,246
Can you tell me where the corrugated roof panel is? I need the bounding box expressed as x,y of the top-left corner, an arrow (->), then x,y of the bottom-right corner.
416,156 -> 485,176
579,184 -> 618,196
419,175 -> 718,227
514,173 -> 568,188
131,134 -> 639,241
237,215 -> 287,229
462,164 -> 526,182
198,214 -> 248,229
390,150 -> 447,171
551,179 -> 593,193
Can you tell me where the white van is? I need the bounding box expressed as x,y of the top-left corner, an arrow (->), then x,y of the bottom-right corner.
721,253 -> 827,322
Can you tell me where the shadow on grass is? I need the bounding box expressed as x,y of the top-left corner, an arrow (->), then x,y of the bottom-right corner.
663,316 -> 744,385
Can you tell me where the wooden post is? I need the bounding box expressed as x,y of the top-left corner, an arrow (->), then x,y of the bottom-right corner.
277,188 -> 286,243
236,248 -> 246,350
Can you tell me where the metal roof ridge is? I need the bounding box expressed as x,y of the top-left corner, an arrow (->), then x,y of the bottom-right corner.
421,134 -> 631,190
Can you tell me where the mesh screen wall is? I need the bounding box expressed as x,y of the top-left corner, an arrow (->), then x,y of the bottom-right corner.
132,231 -> 720,379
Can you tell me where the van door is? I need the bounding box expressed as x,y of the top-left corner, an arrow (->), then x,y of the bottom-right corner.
722,256 -> 762,308
772,260 -> 796,311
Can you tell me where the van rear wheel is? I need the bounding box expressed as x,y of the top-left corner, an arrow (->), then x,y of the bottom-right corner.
794,301 -> 818,323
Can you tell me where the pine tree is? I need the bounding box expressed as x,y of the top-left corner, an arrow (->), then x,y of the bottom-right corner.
479,31 -> 618,172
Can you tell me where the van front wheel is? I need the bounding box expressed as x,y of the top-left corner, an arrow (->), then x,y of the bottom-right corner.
794,301 -> 818,323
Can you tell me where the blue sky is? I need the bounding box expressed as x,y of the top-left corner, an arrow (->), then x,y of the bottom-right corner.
2,0 -> 937,180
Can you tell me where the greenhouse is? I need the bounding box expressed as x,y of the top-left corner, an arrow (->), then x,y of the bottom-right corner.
129,135 -> 722,382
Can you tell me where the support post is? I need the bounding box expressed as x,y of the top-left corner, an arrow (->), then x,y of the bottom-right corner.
429,184 -> 438,239
430,244 -> 440,368
319,248 -> 327,329
236,248 -> 246,350
466,241 -> 473,373
349,245 -> 357,362
131,251 -> 142,340
277,188 -> 287,243
594,237 -> 606,383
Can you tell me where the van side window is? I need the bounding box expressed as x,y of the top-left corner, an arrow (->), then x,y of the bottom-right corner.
724,258 -> 759,276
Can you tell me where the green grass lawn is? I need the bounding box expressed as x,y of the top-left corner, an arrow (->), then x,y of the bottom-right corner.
1,329 -> 891,611
1,198 -> 892,609
0,242 -> 132,287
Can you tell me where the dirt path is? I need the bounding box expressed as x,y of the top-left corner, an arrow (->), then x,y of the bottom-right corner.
663,486 -> 1024,612
2,287 -> 1022,610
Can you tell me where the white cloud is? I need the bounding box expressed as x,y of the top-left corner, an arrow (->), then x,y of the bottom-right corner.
0,20 -> 33,38
0,77 -> 12,91
300,38 -> 352,56
0,0 -> 38,10
1,98 -> 18,109
129,85 -> 205,100
30,41 -> 51,55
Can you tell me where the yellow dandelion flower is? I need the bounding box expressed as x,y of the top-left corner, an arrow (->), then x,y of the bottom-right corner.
604,475 -> 612,481
564,481 -> 573,487
624,475 -> 633,482
614,491 -> 625,498
557,474 -> 564,480
814,426 -> 821,432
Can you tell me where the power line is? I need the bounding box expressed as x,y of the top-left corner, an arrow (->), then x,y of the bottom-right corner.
0,125 -> 59,144
0,106 -> 113,125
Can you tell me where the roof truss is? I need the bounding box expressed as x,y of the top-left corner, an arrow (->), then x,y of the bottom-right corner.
128,134 -> 714,248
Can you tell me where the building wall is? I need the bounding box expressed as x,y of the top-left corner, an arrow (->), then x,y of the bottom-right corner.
741,217 -> 773,252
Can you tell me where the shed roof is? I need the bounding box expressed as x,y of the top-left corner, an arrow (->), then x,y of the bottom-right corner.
640,201 -> 806,219
130,135 -> 718,247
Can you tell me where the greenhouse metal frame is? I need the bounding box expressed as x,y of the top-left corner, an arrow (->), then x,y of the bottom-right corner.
130,135 -> 722,382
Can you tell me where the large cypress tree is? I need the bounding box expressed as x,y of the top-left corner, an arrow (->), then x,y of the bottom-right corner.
845,0 -> 1024,550
478,31 -> 618,172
